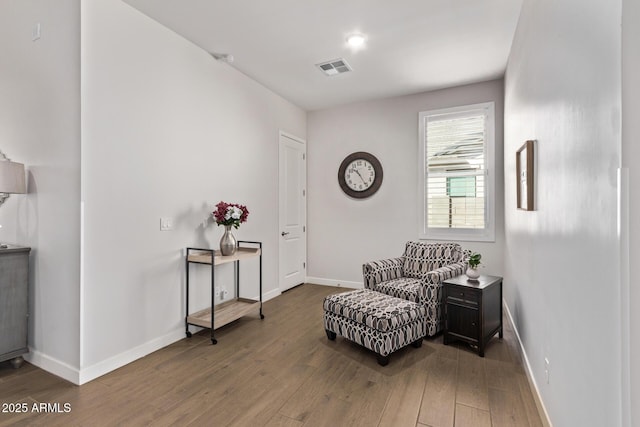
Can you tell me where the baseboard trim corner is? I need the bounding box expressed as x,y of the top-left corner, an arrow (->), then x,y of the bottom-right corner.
77,327 -> 185,385
25,350 -> 81,385
503,301 -> 553,427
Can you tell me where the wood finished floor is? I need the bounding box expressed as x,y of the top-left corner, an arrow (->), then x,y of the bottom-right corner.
0,284 -> 543,427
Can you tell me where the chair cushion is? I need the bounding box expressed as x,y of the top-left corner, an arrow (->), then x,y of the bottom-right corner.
375,278 -> 423,304
323,289 -> 425,333
402,242 -> 463,278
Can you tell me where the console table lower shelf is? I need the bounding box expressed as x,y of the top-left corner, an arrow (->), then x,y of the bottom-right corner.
187,298 -> 261,331
185,241 -> 263,344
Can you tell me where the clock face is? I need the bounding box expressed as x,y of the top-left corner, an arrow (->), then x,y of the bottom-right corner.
338,152 -> 383,199
344,159 -> 375,191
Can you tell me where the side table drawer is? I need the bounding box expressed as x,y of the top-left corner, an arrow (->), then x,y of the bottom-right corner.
446,286 -> 479,306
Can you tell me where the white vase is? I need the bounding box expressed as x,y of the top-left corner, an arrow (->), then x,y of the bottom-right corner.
466,267 -> 480,281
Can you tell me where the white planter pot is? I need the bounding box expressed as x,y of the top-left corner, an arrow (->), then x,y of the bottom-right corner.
466,267 -> 480,281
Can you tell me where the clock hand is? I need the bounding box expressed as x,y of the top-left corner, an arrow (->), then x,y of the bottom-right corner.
355,169 -> 367,184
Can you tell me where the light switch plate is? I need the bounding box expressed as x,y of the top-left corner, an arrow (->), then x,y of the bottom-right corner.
32,22 -> 41,41
160,217 -> 173,231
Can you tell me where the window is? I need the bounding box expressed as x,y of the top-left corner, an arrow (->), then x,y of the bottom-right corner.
418,102 -> 495,241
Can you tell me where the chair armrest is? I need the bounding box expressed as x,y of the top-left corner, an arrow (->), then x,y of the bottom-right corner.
424,261 -> 467,285
362,257 -> 404,289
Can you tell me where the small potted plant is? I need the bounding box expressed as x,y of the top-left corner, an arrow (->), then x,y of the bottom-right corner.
466,252 -> 482,281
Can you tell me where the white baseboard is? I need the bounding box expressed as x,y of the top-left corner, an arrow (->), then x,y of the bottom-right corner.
305,276 -> 363,289
77,288 -> 284,384
503,301 -> 553,427
28,287 -> 282,386
78,327 -> 185,385
78,288 -> 282,384
25,350 -> 81,385
262,288 -> 281,302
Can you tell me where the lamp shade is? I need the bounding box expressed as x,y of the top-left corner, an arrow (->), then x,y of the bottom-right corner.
0,160 -> 26,194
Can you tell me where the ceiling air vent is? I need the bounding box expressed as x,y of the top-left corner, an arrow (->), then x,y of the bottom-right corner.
316,58 -> 352,76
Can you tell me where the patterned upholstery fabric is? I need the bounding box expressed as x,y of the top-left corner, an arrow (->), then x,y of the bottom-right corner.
323,289 -> 427,357
375,278 -> 422,303
362,241 -> 468,336
323,312 -> 426,357
323,289 -> 425,331
362,257 -> 404,290
403,241 -> 464,278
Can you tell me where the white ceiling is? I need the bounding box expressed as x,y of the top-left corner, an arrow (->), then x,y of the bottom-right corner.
122,0 -> 522,111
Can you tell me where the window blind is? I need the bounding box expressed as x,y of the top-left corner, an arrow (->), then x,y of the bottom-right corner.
425,111 -> 487,230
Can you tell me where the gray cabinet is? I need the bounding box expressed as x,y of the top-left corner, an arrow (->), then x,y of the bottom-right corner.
0,245 -> 30,368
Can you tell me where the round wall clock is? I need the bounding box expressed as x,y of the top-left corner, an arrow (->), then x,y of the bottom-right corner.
338,152 -> 383,199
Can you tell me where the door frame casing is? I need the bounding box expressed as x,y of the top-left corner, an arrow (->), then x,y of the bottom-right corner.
278,130 -> 307,292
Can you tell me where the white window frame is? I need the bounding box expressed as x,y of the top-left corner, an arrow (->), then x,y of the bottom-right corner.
418,102 -> 495,242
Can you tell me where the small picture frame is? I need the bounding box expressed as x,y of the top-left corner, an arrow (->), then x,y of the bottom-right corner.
516,140 -> 534,211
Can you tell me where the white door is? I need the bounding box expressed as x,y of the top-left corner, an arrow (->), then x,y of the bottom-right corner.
279,131 -> 306,292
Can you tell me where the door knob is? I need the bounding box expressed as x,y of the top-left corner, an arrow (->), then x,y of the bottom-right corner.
281,231 -> 290,236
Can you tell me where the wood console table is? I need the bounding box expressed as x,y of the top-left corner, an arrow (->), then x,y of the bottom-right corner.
185,241 -> 263,344
443,274 -> 503,357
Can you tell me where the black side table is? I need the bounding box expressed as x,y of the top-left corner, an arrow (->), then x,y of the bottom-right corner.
443,274 -> 503,357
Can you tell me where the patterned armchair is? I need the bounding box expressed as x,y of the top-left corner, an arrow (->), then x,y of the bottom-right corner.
362,242 -> 469,337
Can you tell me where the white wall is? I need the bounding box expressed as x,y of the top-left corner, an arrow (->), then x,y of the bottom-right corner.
307,80 -> 504,287
80,0 -> 305,381
0,1 -> 81,377
622,0 -> 639,424
504,0 -> 621,425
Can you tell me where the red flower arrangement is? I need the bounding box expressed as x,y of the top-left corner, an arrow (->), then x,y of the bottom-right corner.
212,201 -> 249,229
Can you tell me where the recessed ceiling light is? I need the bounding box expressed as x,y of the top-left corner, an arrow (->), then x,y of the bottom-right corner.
346,33 -> 366,48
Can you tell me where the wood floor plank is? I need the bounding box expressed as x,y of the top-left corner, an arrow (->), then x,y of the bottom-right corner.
331,363 -> 391,426
517,373 -> 544,427
264,413 -> 304,427
501,316 -> 526,370
488,386 -> 531,427
298,394 -> 353,427
276,353 -> 352,422
482,336 -> 514,365
0,367 -> 66,401
0,284 -> 544,427
484,358 -> 519,392
430,335 -> 460,361
187,369 -> 290,426
238,372 -> 315,424
377,360 -> 429,427
218,361 -> 317,426
418,356 -> 458,427
454,404 -> 492,427
456,351 -> 489,410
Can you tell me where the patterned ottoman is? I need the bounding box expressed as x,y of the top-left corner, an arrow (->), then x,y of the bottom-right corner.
323,289 -> 427,366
